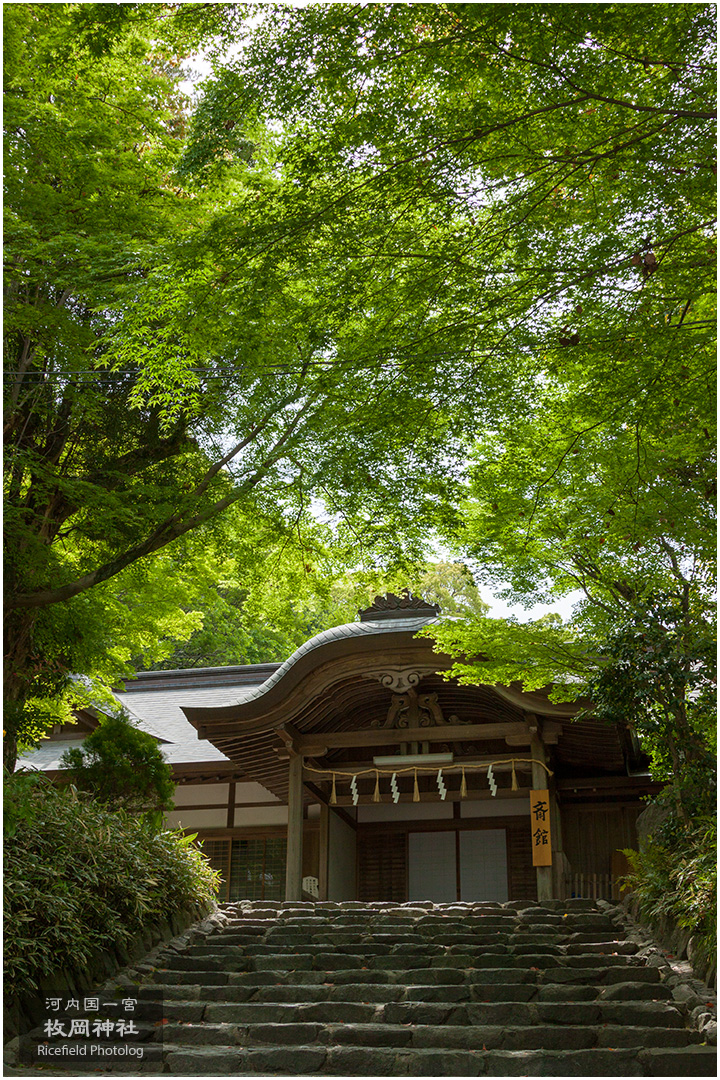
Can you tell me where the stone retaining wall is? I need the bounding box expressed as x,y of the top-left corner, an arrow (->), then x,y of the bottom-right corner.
621,892 -> 716,987
608,898 -> 717,1045
3,900 -> 215,1042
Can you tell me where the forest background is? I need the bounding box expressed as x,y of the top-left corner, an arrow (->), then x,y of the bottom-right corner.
3,2 -> 716,950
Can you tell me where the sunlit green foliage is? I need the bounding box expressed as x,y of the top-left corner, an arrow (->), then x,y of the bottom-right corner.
3,770 -> 218,1000
624,813 -> 716,979
60,711 -> 175,819
4,3 -> 715,800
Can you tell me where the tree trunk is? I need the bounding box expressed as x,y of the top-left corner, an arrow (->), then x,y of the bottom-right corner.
3,608 -> 39,772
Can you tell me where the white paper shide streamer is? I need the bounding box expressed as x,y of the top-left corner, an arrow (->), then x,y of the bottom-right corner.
390,773 -> 400,804
487,763 -> 497,797
350,774 -> 359,806
437,769 -> 447,800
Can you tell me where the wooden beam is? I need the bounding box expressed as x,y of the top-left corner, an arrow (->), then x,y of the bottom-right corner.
322,788 -> 531,806
304,753 -> 538,778
542,721 -> 563,745
277,721 -> 303,751
557,775 -> 659,791
297,722 -> 530,755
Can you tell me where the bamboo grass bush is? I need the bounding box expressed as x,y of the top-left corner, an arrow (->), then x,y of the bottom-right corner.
4,771 -> 219,1001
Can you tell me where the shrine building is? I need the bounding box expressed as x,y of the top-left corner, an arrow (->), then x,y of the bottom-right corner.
21,594 -> 659,905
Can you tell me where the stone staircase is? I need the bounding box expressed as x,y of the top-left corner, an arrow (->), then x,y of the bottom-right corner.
25,900 -> 718,1076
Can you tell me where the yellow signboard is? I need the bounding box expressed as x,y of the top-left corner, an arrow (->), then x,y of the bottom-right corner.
530,789 -> 552,866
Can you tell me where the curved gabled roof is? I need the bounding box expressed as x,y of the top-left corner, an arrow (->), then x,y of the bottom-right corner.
182,615 -> 440,732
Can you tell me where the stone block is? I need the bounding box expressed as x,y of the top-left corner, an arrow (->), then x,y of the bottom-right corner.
672,983 -> 703,1008
596,1026 -> 697,1049
161,1022 -> 242,1046
300,1001 -> 378,1024
637,1045 -> 718,1077
397,1048 -> 484,1076
403,983 -> 471,1003
565,940 -> 637,955
164,1047 -> 247,1074
253,983 -> 328,1003
469,983 -> 536,1003
600,1001 -> 685,1028
325,1046 -> 400,1076
253,953 -> 314,971
160,1002 -> 207,1022
502,1025 -> 596,1051
600,981 -> 672,1001
702,1020 -> 717,1044
467,967 -> 529,985
328,983 -> 403,1003
244,1022 -> 321,1045
603,965 -> 660,984
151,970 -> 228,985
535,1002 -> 601,1025
400,967 -> 465,984
485,1048 -> 643,1076
247,1046 -> 328,1073
410,1025 -> 499,1051
330,968 -> 393,984
466,1002 -> 532,1026
382,1002 -> 458,1026
327,1022 -> 412,1047
534,984 -> 597,1002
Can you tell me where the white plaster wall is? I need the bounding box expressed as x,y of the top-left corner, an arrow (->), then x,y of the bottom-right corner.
235,782 -> 281,804
358,802 -> 455,823
460,798 -> 528,818
234,805 -> 289,827
173,783 -> 229,807
328,811 -> 357,900
165,808 -> 228,830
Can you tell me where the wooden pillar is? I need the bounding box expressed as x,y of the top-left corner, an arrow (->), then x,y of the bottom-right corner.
550,791 -> 567,900
530,734 -> 553,901
285,752 -> 304,901
226,781 -> 236,829
318,802 -> 329,901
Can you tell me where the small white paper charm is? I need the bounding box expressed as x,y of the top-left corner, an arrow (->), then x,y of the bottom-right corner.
390,773 -> 400,804
350,774 -> 359,806
487,764 -> 497,797
437,769 -> 447,800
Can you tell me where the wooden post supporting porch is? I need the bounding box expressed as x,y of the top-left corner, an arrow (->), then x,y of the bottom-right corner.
285,751 -> 304,901
531,733 -> 553,901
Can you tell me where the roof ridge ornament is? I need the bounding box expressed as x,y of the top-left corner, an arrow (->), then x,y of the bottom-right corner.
359,589 -> 440,622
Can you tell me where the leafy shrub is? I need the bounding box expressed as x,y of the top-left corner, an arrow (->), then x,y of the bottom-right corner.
4,770 -> 219,1000
623,810 -> 716,974
60,711 -> 175,820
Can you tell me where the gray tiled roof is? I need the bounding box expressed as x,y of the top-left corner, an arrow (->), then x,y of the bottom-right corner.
19,614 -> 438,771
18,739 -> 86,771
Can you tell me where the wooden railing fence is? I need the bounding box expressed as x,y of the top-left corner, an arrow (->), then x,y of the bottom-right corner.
563,871 -> 625,902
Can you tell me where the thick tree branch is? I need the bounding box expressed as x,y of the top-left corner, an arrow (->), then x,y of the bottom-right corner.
6,396 -> 317,611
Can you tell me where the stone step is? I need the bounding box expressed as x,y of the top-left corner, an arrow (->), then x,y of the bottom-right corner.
194,924 -> 621,950
146,957 -> 657,991
142,979 -> 674,1008
183,998 -> 686,1028
165,941 -> 633,969
147,952 -> 646,983
156,1043 -> 718,1076
211,913 -> 617,932
156,1020 -> 700,1051
19,901 -> 712,1078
